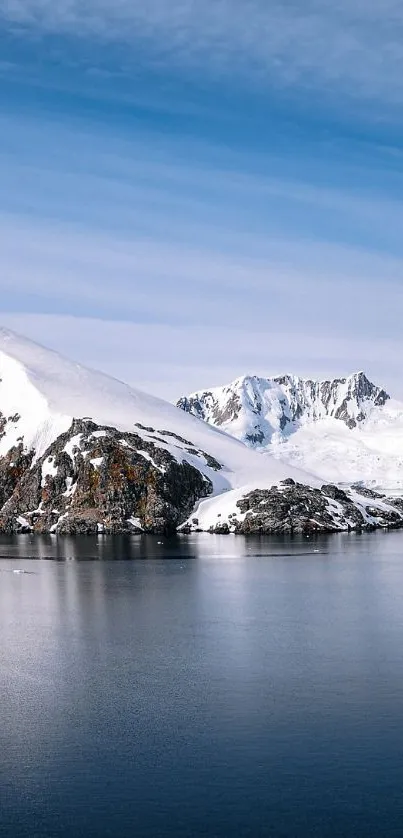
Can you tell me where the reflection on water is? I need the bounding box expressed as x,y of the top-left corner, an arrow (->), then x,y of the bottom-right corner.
0,528 -> 396,562
2,531 -> 403,838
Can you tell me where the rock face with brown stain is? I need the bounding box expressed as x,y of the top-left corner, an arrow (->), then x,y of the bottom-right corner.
0,419 -> 216,534
0,442 -> 35,510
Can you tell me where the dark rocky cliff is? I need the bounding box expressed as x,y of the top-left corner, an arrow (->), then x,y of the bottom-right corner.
0,419 -> 217,534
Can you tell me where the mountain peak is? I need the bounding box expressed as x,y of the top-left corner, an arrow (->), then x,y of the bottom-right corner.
177,371 -> 390,446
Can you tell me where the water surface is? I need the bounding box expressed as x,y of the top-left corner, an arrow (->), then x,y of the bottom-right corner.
1,531 -> 403,837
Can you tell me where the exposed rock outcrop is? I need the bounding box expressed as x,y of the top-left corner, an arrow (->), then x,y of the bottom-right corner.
182,479 -> 403,535
0,419 -> 216,535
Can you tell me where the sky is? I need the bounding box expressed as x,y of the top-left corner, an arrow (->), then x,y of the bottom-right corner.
1,0 -> 403,400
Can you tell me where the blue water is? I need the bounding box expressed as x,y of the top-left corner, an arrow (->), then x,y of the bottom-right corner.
1,531 -> 403,837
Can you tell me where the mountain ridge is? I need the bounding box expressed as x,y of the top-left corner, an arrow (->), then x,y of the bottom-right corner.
177,371 -> 390,442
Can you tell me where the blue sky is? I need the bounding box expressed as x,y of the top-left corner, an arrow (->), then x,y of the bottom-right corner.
1,0 -> 403,398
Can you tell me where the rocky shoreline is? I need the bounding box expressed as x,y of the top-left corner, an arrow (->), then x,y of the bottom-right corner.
181,480 -> 403,536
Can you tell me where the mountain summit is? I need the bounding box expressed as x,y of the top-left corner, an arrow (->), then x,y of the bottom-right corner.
177,372 -> 390,446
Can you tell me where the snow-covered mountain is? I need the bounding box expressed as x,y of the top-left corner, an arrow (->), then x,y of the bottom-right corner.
177,372 -> 389,442
177,372 -> 403,491
0,329 -> 312,491
0,327 -> 401,535
0,328 -> 321,534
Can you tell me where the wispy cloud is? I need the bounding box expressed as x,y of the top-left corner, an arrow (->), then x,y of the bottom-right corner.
2,0 -> 403,105
2,109 -> 403,258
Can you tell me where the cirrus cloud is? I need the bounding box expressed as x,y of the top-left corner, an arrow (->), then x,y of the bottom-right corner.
2,0 -> 403,105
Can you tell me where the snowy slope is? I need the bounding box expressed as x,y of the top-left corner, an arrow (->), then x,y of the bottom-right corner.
271,404 -> 403,492
178,372 -> 403,491
0,328 -> 316,495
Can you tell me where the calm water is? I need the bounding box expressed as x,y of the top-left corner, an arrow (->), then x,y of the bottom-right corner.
2,531 -> 403,837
